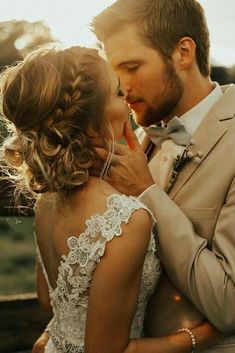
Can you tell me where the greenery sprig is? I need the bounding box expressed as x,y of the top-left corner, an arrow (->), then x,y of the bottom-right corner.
165,139 -> 202,194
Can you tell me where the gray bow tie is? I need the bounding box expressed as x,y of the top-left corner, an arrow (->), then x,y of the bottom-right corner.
144,116 -> 191,146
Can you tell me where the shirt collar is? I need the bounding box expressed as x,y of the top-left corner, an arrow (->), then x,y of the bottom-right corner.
179,82 -> 223,136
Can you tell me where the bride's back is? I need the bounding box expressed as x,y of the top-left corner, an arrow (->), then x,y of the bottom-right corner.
35,177 -> 119,290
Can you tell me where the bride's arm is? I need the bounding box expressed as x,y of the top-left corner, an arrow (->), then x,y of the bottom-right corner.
85,208 -> 152,353
84,209 -> 221,353
125,322 -> 222,353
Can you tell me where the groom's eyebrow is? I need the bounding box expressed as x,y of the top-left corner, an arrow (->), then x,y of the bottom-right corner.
117,59 -> 142,67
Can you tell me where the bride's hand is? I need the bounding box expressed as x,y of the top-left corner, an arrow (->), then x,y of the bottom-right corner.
32,331 -> 49,353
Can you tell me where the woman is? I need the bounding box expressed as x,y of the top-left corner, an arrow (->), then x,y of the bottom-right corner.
0,45 -> 220,353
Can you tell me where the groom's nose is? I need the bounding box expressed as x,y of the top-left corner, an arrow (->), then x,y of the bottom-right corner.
118,74 -> 133,94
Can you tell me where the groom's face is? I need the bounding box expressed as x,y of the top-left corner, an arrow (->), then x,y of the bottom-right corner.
104,24 -> 183,126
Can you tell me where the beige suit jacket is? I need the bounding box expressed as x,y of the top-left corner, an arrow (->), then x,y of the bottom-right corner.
139,84 -> 235,352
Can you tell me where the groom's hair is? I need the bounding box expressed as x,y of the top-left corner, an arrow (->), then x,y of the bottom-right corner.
91,0 -> 210,77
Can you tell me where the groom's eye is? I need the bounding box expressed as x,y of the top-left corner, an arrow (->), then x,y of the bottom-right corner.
126,65 -> 139,72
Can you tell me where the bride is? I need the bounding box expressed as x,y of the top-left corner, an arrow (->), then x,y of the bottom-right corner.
0,44 -> 220,353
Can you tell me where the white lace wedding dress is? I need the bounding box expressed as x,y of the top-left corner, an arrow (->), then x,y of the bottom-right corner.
36,194 -> 161,353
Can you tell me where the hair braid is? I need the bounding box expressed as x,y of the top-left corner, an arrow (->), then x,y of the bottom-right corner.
0,44 -> 110,201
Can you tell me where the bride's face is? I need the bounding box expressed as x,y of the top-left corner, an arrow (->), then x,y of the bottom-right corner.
103,63 -> 130,141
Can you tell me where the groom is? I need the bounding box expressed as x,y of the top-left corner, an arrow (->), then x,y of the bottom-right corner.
92,0 -> 235,351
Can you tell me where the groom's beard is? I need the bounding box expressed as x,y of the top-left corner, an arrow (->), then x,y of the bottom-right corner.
134,61 -> 184,127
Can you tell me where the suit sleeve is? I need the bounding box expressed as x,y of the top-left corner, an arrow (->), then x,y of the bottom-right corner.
139,180 -> 235,334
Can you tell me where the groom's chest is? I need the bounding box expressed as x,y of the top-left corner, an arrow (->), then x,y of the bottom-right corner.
146,138 -> 234,246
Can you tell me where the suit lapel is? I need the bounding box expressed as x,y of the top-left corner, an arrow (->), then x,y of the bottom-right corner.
169,114 -> 226,198
169,84 -> 235,199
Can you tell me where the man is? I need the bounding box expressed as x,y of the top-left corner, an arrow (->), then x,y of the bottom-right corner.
91,0 -> 235,351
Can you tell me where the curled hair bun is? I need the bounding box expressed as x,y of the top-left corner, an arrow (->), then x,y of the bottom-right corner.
2,111 -> 96,195
0,44 -> 109,198
3,135 -> 23,168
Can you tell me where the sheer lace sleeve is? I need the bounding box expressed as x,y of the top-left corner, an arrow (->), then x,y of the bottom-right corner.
65,194 -> 155,269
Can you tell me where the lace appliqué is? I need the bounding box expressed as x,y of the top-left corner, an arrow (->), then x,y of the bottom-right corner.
36,194 -> 161,353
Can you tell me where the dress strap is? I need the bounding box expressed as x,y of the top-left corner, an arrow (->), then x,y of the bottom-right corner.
34,232 -> 52,290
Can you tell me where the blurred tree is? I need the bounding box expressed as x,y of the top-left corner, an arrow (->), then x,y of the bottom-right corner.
211,66 -> 230,85
0,20 -> 55,68
0,20 -> 55,215
228,66 -> 235,83
211,65 -> 235,84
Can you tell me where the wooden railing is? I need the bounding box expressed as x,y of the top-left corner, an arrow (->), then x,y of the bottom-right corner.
0,293 -> 52,353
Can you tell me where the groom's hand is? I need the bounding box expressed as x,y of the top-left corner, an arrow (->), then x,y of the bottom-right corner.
96,122 -> 154,196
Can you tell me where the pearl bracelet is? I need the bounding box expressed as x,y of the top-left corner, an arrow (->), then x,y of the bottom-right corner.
177,327 -> 196,352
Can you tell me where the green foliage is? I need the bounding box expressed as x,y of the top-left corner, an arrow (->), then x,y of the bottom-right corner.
0,217 -> 36,295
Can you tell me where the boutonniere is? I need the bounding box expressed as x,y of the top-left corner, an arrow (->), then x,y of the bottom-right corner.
165,139 -> 203,194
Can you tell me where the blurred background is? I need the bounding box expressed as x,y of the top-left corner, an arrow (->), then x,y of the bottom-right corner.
0,0 -> 234,296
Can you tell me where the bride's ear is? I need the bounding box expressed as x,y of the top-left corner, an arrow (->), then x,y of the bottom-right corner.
172,37 -> 196,71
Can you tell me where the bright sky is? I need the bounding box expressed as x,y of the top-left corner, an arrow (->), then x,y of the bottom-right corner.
1,0 -> 235,67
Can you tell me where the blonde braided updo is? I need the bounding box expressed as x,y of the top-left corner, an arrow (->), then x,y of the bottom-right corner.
0,45 -> 111,199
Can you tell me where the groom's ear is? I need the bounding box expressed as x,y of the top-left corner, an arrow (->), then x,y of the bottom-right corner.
172,37 -> 196,71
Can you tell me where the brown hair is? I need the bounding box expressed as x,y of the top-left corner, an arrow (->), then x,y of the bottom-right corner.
92,0 -> 210,76
0,44 -> 111,200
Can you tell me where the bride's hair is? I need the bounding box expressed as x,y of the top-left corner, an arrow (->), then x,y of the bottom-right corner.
0,44 -> 112,200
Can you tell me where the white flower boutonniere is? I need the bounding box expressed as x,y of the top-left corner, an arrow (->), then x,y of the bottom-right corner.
165,139 -> 203,194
